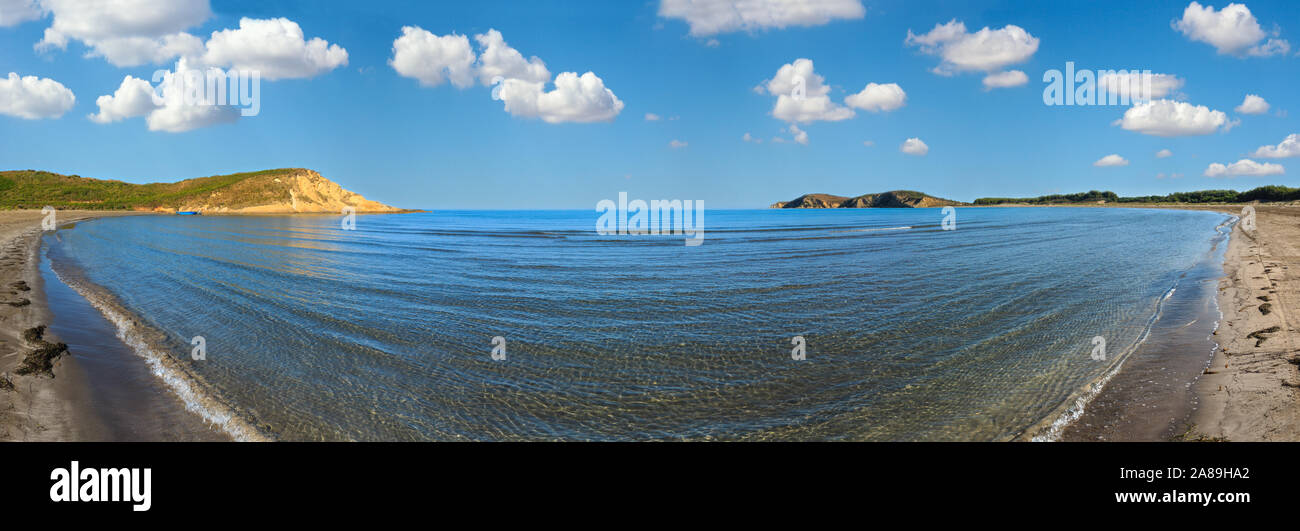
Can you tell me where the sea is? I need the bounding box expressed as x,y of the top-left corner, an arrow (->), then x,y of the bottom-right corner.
40,207 -> 1234,441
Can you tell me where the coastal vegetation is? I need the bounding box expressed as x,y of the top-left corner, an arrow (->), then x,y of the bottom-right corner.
974,186 -> 1300,205
0,168 -> 399,212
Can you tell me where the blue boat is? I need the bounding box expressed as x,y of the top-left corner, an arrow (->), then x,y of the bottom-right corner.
176,211 -> 201,216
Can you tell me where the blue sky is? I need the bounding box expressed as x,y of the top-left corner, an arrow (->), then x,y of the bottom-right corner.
1,0 -> 1298,208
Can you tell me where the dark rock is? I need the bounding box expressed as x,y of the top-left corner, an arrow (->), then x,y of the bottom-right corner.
15,325 -> 69,377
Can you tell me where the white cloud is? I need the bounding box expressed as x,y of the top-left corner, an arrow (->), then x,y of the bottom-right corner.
0,0 -> 42,27
1251,133 -> 1300,158
1204,158 -> 1285,177
645,112 -> 661,121
787,124 -> 808,145
1156,148 -> 1173,158
742,132 -> 762,143
34,0 -> 211,67
144,59 -> 240,132
1235,94 -> 1270,114
1116,99 -> 1230,137
391,27 -> 624,124
1098,72 -> 1184,101
1173,1 -> 1290,57
845,82 -> 907,112
901,137 -> 928,156
496,71 -> 624,123
669,139 -> 688,148
759,58 -> 854,123
1093,154 -> 1129,167
88,75 -> 156,123
657,0 -> 865,37
201,17 -> 347,80
0,71 -> 75,119
90,59 -> 239,132
389,26 -> 476,88
906,19 -> 1039,75
473,29 -> 549,85
981,70 -> 1028,90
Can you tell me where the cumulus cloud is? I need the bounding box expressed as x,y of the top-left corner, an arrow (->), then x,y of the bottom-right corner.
742,132 -> 762,143
30,0 -> 347,78
1173,1 -> 1290,57
0,0 -> 42,27
981,70 -> 1028,90
88,75 -> 156,123
1093,154 -> 1129,167
391,27 -> 623,123
496,71 -> 624,123
389,27 -> 476,88
201,17 -> 347,80
1251,133 -> 1300,158
473,29 -> 550,85
906,19 -> 1039,76
0,72 -> 75,119
145,59 -> 241,132
1115,99 -> 1231,137
657,0 -> 865,37
1204,158 -> 1285,177
845,82 -> 907,112
669,139 -> 688,148
645,113 -> 661,121
34,0 -> 211,66
89,59 -> 241,132
901,137 -> 928,156
1156,148 -> 1173,158
1098,72 -> 1184,101
1235,94 -> 1270,114
759,58 -> 854,123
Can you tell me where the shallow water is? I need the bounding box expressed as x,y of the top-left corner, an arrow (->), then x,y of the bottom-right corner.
40,238 -> 228,441
44,208 -> 1230,441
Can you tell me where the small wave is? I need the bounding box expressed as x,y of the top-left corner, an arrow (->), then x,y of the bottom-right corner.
833,226 -> 914,233
1028,282 -> 1179,442
47,262 -> 270,442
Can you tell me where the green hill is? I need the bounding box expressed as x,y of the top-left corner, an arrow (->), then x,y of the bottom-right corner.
0,169 -> 400,213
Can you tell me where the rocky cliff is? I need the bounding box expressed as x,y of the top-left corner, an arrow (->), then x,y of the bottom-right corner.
771,190 -> 965,209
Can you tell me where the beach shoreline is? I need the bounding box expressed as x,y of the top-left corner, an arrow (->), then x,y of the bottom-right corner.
4,205 -> 1299,441
1186,205 -> 1300,441
1,210 -> 140,440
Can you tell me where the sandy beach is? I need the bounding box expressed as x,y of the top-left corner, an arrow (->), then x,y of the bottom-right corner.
2,210 -> 228,441
1188,205 -> 1300,441
1,210 -> 129,440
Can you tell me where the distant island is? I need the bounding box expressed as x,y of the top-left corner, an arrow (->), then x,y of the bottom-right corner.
0,168 -> 403,213
771,190 -> 966,209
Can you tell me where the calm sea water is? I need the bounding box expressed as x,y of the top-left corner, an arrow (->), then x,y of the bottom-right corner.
43,208 -> 1230,441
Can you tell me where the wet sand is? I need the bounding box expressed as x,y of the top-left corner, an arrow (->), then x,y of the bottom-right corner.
0,210 -> 227,441
1055,203 -> 1300,441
